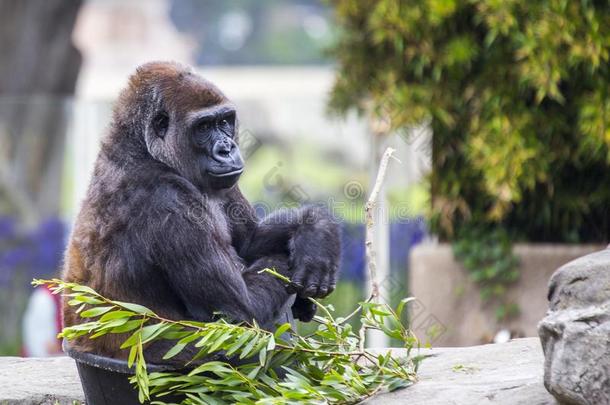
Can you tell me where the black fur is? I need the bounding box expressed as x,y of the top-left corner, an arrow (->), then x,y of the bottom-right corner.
62,61 -> 340,363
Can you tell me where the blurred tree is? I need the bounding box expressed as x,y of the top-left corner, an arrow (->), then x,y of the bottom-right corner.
328,0 -> 610,244
0,0 -> 82,224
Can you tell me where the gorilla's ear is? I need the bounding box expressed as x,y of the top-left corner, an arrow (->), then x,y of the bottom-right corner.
152,111 -> 169,139
144,111 -> 170,163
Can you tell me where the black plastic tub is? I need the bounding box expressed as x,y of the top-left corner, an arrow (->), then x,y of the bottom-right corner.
65,307 -> 296,404
64,342 -> 183,405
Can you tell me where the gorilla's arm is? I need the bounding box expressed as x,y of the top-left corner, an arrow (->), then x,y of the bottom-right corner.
144,189 -> 295,327
226,189 -> 341,299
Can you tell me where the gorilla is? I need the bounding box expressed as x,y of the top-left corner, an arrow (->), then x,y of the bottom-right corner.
62,61 -> 340,364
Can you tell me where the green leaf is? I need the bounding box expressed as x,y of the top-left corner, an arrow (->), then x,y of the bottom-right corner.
80,306 -> 114,318
225,331 -> 252,357
99,310 -> 135,322
120,329 -> 142,350
163,342 -> 187,360
396,297 -> 416,319
113,301 -> 155,316
110,320 -> 142,334
239,335 -> 259,360
127,344 -> 137,368
194,330 -> 217,348
259,346 -> 267,366
140,323 -> 172,344
70,285 -> 98,295
69,296 -> 104,305
266,336 -> 276,351
273,323 -> 292,339
188,361 -> 233,376
208,330 -> 233,353
90,329 -> 110,339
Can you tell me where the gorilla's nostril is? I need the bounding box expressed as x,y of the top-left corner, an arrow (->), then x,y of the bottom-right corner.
213,140 -> 234,161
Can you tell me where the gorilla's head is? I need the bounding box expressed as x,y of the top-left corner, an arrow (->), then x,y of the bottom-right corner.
115,61 -> 244,191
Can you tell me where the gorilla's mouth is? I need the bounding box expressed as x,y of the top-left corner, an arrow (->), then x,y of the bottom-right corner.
208,168 -> 244,178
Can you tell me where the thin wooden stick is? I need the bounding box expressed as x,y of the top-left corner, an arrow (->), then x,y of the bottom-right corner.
365,147 -> 396,301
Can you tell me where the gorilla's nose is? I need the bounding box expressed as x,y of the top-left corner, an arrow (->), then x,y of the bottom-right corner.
211,139 -> 241,166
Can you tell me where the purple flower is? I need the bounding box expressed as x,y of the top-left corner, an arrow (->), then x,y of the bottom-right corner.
0,216 -> 66,287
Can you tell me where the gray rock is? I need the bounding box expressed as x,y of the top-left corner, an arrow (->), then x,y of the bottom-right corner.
368,338 -> 554,405
0,339 -> 552,404
0,356 -> 84,404
538,249 -> 610,405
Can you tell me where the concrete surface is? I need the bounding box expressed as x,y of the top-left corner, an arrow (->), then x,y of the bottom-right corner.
0,338 -> 553,404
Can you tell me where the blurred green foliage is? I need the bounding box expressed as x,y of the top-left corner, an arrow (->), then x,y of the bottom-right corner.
452,224 -> 520,320
328,0 -> 610,243
328,0 -> 609,315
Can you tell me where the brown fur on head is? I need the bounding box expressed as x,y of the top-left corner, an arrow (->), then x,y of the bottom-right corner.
106,61 -> 242,191
113,61 -> 228,128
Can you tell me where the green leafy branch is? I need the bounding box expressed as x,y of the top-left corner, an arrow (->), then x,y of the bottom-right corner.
33,278 -> 421,405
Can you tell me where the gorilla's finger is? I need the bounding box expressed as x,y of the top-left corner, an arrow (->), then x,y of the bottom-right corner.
327,279 -> 337,295
286,281 -> 303,294
287,267 -> 307,294
298,268 -> 321,297
317,272 -> 331,297
326,265 -> 339,294
303,282 -> 319,297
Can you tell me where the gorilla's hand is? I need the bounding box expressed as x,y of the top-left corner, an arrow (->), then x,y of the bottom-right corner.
287,206 -> 340,298
291,296 -> 317,322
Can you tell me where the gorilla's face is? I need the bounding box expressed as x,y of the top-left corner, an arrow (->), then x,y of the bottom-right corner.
188,103 -> 244,189
141,65 -> 244,191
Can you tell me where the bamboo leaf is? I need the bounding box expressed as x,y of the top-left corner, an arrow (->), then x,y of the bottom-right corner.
113,301 -> 155,316
120,329 -> 142,350
225,331 -> 252,357
81,306 -> 114,318
70,285 -> 98,295
259,346 -> 267,366
127,344 -> 137,368
189,361 -> 234,376
163,342 -> 187,360
110,320 -> 142,334
273,323 -> 292,339
99,310 -> 135,322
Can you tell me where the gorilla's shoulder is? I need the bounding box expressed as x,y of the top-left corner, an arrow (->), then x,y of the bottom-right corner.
144,173 -> 203,208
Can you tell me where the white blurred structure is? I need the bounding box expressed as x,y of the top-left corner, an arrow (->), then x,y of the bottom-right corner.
22,287 -> 61,357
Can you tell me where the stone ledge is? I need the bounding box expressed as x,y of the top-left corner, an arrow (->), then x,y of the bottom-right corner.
0,356 -> 84,405
0,338 -> 553,405
367,337 -> 555,404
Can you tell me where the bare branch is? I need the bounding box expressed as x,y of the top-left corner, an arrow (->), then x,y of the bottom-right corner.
365,147 -> 396,301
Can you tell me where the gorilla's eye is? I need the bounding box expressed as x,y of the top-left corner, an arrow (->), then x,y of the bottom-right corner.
198,121 -> 213,132
218,115 -> 235,135
153,112 -> 169,138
